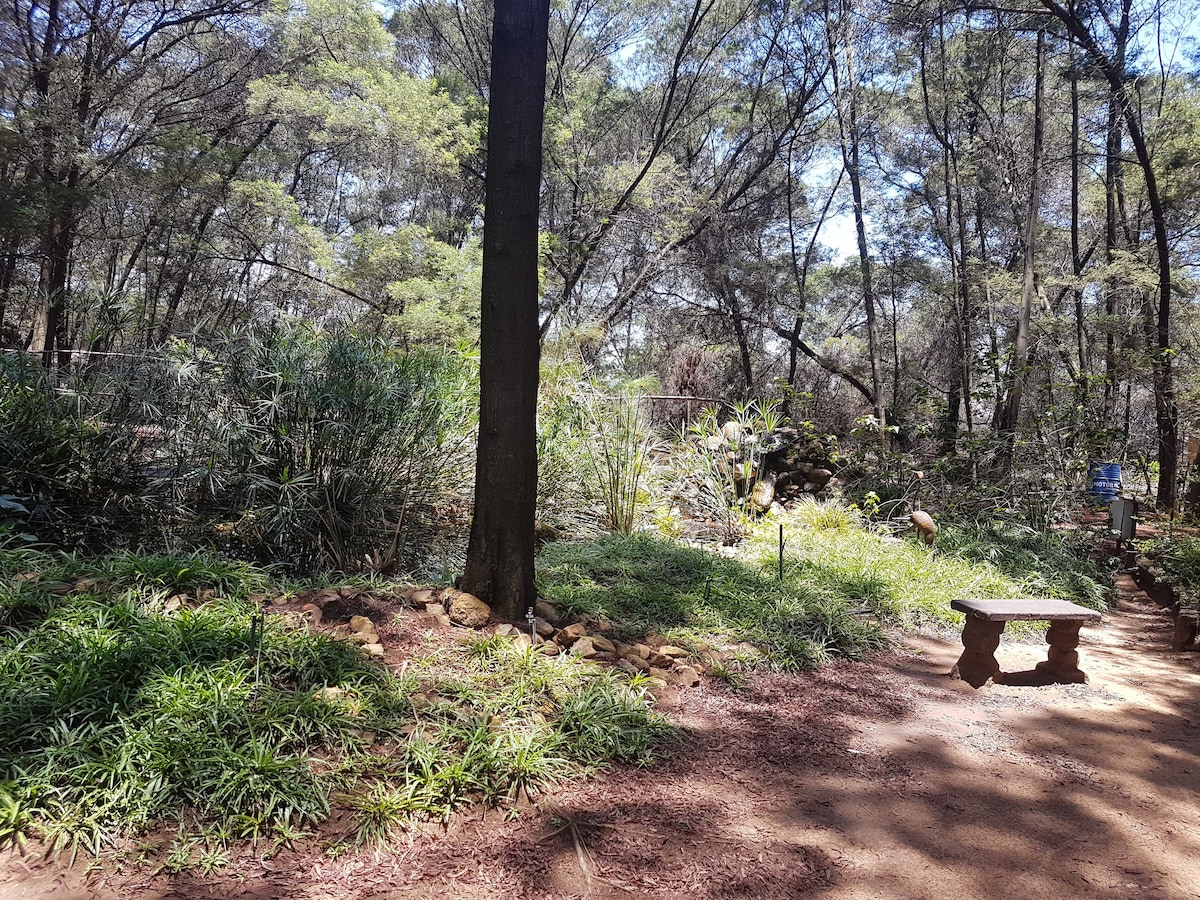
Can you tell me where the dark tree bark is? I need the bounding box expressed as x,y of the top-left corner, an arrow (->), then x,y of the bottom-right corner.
460,0 -> 550,622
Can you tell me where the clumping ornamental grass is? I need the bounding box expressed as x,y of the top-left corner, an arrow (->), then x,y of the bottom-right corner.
537,498 -> 1109,668
0,544 -> 673,862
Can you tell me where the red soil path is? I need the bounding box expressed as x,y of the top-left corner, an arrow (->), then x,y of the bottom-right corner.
3,573 -> 1198,899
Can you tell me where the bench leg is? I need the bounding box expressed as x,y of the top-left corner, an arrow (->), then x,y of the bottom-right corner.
1034,621 -> 1088,684
951,618 -> 1005,688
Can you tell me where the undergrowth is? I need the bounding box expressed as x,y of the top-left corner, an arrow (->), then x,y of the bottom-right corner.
537,499 -> 1109,665
0,544 -> 671,862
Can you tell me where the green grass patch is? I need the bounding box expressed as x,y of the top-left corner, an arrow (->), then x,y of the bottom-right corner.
537,500 -> 1109,666
537,529 -> 887,671
0,544 -> 671,861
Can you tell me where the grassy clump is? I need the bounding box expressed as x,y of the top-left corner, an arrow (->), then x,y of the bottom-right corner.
758,500 -> 1108,627
537,499 -> 1109,664
0,545 -> 671,860
1132,535 -> 1200,609
537,527 -> 887,670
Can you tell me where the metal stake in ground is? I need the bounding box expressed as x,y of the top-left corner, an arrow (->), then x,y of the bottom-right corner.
779,524 -> 785,581
249,610 -> 264,699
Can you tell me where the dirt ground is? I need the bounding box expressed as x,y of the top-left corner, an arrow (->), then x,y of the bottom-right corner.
3,570 -> 1198,900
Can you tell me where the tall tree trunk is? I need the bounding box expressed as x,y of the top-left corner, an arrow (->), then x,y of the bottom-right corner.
999,29 -> 1045,445
825,0 -> 884,442
1069,50 -> 1089,427
461,0 -> 550,622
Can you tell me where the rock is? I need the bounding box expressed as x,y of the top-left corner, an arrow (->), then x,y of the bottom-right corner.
538,640 -> 561,655
448,591 -> 491,628
494,623 -> 519,638
590,635 -> 616,654
1174,612 -> 1199,651
301,603 -> 322,626
349,615 -> 374,633
164,594 -> 186,614
649,667 -> 671,680
620,643 -> 652,661
312,686 -> 346,703
339,586 -> 356,599
645,676 -> 669,692
571,636 -> 597,658
673,665 -> 701,687
348,631 -> 379,645
557,623 -> 588,646
425,602 -> 446,616
363,643 -> 385,657
593,618 -> 614,633
721,421 -> 742,442
513,633 -> 533,650
316,588 -> 341,606
750,474 -> 777,511
808,468 -> 834,487
625,656 -> 651,673
657,645 -> 690,659
534,600 -> 563,624
615,659 -> 641,677
410,588 -> 437,606
701,649 -> 727,668
534,616 -> 555,637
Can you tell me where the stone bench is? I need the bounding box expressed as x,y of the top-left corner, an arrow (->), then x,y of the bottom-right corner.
949,598 -> 1103,688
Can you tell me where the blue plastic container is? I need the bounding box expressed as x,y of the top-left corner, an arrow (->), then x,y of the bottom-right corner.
1089,462 -> 1122,501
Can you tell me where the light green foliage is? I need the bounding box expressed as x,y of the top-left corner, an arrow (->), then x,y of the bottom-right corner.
537,530 -> 886,670
534,348 -> 604,536
538,503 -> 1108,663
384,234 -> 483,345
661,400 -> 784,543
0,546 -> 672,857
578,384 -> 656,534
170,325 -> 473,570
0,328 -> 474,570
251,0 -> 474,173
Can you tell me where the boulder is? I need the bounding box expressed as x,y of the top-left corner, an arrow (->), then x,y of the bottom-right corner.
590,635 -> 616,654
409,588 -> 437,606
556,623 -> 588,646
620,643 -> 652,661
750,474 -> 776,511
808,468 -> 834,487
672,665 -> 702,687
657,645 -> 690,659
571,636 -> 598,658
349,615 -> 374,633
448,591 -> 491,628
535,600 -> 563,624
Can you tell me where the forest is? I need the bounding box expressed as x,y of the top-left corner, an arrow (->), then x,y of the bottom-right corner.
3,0 -> 1198,541
3,0 -> 1200,882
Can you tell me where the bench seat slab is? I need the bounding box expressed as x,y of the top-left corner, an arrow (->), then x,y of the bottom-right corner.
950,598 -> 1102,622
950,599 -> 1101,688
